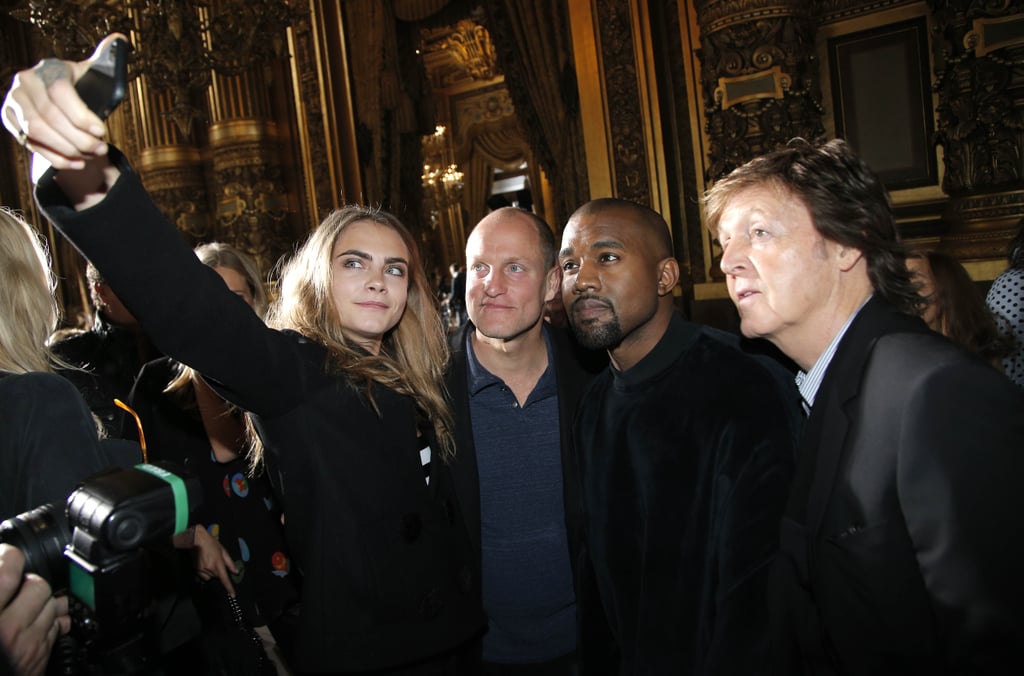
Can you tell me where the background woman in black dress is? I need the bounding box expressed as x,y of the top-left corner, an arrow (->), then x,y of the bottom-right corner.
127,242 -> 299,673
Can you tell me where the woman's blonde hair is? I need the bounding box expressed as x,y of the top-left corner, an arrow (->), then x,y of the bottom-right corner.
262,205 -> 454,461
166,242 -> 269,396
0,209 -> 60,374
194,242 -> 269,316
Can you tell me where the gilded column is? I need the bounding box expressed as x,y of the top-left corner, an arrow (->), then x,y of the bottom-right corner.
930,0 -> 1024,256
287,0 -> 362,220
695,0 -> 825,181
130,75 -> 213,246
207,68 -> 293,274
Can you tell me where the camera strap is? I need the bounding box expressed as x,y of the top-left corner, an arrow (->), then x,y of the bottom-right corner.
134,464 -> 190,534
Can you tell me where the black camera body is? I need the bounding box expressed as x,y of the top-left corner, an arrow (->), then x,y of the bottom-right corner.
0,461 -> 202,676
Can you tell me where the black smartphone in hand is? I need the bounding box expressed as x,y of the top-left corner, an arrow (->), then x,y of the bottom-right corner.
75,38 -> 128,120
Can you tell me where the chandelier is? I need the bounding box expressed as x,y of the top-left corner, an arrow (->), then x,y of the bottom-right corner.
421,125 -> 464,213
10,0 -> 301,136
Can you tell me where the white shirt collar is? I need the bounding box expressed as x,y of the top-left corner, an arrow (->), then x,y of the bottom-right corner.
794,296 -> 873,413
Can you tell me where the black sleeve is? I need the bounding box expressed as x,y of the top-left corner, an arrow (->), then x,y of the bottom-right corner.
0,373 -> 112,518
36,150 -> 321,417
898,356 -> 1024,671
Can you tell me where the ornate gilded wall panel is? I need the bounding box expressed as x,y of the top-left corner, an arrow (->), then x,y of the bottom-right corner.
289,0 -> 363,221
818,0 -> 921,24
928,0 -> 1023,258
451,86 -> 518,149
202,54 -> 300,270
7,0 -> 307,278
651,0 -> 708,286
209,122 -> 291,273
138,145 -> 212,245
207,115 -> 293,275
288,10 -> 335,217
696,0 -> 825,181
442,18 -> 500,81
931,2 -> 1023,193
595,0 -> 653,205
128,73 -> 214,244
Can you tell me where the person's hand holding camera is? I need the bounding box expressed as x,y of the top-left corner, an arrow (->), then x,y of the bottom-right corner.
0,544 -> 70,676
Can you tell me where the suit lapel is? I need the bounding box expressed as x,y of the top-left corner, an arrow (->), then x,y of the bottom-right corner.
804,387 -> 853,536
802,297 -> 889,536
446,323 -> 483,553
549,325 -> 597,567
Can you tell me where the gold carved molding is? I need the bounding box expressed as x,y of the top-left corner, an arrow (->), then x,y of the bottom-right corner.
594,0 -> 654,206
696,0 -> 824,180
452,85 -> 517,150
442,18 -> 499,81
931,0 -> 1023,231
817,0 -> 921,25
965,13 -> 1024,56
139,145 -> 203,172
698,1 -> 803,33
138,145 -> 212,244
209,119 -> 275,147
715,66 -> 790,109
209,118 -> 291,273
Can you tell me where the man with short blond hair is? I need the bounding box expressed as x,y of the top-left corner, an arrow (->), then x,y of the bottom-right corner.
447,207 -> 605,674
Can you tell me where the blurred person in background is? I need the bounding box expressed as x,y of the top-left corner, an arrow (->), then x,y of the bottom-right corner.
907,250 -> 1011,370
49,261 -> 160,437
986,218 -> 1024,386
0,208 -> 136,676
127,242 -> 299,674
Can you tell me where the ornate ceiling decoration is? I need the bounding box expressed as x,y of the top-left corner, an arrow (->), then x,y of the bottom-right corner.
419,14 -> 499,88
441,18 -> 497,81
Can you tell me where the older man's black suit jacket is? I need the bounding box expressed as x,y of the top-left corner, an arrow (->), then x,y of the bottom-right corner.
776,296 -> 1024,675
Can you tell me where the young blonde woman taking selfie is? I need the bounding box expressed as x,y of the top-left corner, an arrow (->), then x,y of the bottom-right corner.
4,36 -> 484,675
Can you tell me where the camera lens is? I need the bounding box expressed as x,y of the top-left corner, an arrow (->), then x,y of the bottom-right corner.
0,503 -> 71,593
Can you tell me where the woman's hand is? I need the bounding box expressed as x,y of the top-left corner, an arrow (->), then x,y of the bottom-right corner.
1,35 -> 125,169
192,525 -> 239,597
2,34 -> 126,209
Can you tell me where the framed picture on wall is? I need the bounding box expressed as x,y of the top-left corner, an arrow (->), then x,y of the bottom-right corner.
828,17 -> 938,190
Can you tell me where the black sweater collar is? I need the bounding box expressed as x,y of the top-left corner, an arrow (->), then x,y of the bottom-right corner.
611,312 -> 701,387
